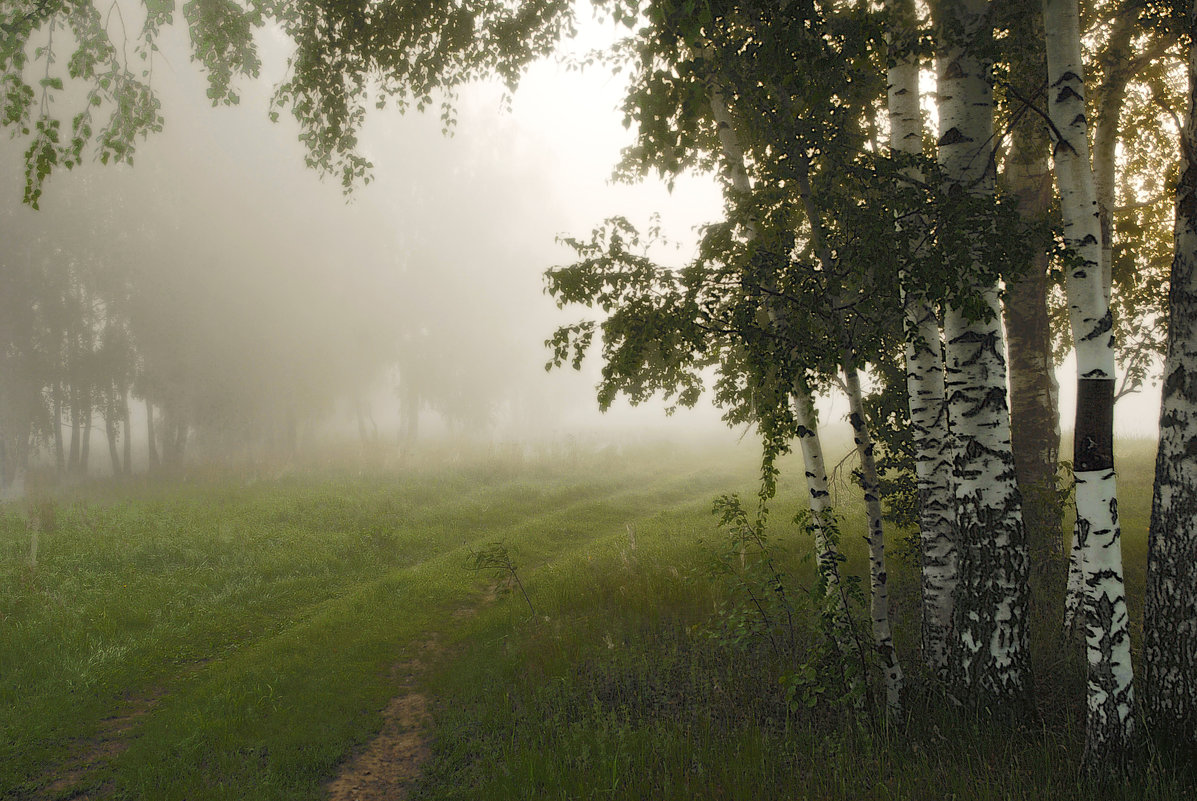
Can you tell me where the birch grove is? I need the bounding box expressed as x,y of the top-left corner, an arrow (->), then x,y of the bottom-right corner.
4,0 -> 1197,778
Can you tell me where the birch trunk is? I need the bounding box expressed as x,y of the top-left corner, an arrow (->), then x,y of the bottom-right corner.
791,386 -> 842,598
935,0 -> 1031,705
793,157 -> 904,716
1043,0 -> 1134,768
843,365 -> 903,713
887,0 -> 957,674
1065,10 -> 1152,629
1144,1 -> 1197,747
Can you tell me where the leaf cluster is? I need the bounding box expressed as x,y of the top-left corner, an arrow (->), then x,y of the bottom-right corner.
1,0 -> 575,202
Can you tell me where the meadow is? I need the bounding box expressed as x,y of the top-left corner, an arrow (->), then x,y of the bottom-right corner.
1,436 -> 1192,800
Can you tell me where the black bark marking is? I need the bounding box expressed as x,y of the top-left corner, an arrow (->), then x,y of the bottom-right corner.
1075,379 -> 1115,471
1051,70 -> 1083,88
1080,310 -> 1114,343
1056,85 -> 1084,104
938,127 -> 970,146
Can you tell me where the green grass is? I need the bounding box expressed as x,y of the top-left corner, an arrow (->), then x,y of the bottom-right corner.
1,437 -> 1192,800
1,441 -> 762,799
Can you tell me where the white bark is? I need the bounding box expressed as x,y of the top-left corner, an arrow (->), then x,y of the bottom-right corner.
791,386 -> 843,597
793,158 -> 904,717
1064,531 -> 1084,629
888,0 -> 957,675
843,366 -> 903,714
1043,0 -> 1135,767
1144,0 -> 1197,745
935,0 -> 1030,703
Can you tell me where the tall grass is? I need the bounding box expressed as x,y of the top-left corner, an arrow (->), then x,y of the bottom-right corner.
413,437 -> 1194,801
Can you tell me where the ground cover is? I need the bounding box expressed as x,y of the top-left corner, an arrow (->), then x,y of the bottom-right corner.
0,440 -> 760,800
2,437 -> 1191,800
413,437 -> 1194,801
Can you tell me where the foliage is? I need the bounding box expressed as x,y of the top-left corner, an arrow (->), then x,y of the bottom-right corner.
0,0 -> 575,205
706,490 -> 872,717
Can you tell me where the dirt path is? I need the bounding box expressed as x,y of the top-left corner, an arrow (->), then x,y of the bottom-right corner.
36,690 -> 163,801
325,588 -> 495,801
324,641 -> 438,801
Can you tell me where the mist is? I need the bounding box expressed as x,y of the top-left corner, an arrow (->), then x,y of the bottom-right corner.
0,14 -> 741,486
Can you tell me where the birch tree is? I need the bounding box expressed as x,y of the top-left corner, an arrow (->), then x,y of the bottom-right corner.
1043,0 -> 1136,768
933,0 -> 1031,706
704,66 -> 846,612
886,0 -> 957,675
1144,0 -> 1197,751
549,0 -> 912,714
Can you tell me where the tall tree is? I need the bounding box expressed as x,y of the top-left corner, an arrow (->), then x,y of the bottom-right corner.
998,3 -> 1063,566
887,0 -> 957,675
1043,0 -> 1135,769
933,0 -> 1031,706
1144,0 -> 1197,753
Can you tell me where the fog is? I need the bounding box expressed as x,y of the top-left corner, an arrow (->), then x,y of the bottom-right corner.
0,13 -> 751,485
0,9 -> 1160,488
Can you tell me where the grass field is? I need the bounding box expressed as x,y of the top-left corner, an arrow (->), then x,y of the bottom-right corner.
1,436 -> 1192,800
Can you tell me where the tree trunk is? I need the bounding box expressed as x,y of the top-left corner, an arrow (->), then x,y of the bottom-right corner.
1092,14 -> 1133,302
146,400 -> 160,470
791,387 -> 844,599
52,383 -> 64,474
1043,0 -> 1135,770
793,155 -> 903,717
704,74 -> 858,671
122,396 -> 132,476
106,393 -> 121,478
1144,0 -> 1197,750
888,0 -> 957,675
843,365 -> 903,714
68,387 -> 80,473
1002,31 -> 1064,567
80,408 -> 92,473
936,0 -> 1031,705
